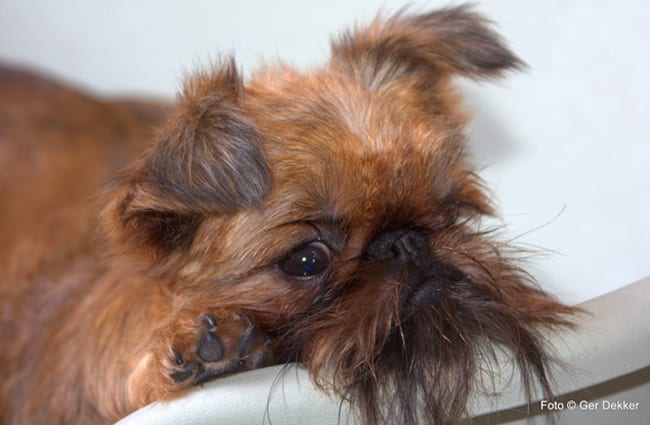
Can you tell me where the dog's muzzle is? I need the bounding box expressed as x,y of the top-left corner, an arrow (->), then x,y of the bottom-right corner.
366,228 -> 460,314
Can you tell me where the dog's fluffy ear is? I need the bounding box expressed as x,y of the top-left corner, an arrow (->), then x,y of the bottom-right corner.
331,5 -> 523,87
101,59 -> 270,262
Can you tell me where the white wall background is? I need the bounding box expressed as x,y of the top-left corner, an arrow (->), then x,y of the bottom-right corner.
1,0 -> 648,304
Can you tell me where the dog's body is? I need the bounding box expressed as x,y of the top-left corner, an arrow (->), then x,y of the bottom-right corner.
0,68 -> 173,422
0,7 -> 574,425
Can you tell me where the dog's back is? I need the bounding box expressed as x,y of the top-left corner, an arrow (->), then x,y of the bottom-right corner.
0,65 -> 169,272
0,65 -> 169,423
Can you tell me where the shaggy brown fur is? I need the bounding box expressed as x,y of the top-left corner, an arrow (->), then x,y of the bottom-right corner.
0,6 -> 575,425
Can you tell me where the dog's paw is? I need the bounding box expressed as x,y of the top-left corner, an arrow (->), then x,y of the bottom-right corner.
165,312 -> 273,386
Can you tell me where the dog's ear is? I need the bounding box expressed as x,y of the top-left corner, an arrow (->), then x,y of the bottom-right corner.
330,5 -> 523,87
101,59 -> 270,263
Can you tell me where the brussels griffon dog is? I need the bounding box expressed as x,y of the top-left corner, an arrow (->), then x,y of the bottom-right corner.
0,6 -> 574,425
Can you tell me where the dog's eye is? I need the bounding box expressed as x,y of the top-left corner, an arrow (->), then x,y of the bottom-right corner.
280,241 -> 331,278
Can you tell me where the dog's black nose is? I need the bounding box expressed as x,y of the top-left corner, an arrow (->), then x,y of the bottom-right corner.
366,229 -> 428,267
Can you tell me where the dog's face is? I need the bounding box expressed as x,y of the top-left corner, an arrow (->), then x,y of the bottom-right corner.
102,7 -> 573,425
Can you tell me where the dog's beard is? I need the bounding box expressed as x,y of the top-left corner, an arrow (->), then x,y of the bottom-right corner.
274,231 -> 572,425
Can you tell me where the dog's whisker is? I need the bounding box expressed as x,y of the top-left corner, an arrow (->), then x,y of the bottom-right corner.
505,204 -> 568,244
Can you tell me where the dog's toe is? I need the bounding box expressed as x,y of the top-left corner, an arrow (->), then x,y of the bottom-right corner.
197,322 -> 224,362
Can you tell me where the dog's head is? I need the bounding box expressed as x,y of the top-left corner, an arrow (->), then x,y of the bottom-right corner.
102,6 -> 573,424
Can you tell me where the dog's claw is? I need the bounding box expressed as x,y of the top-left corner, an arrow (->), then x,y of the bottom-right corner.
172,348 -> 185,365
236,324 -> 258,358
170,361 -> 198,383
202,314 -> 218,331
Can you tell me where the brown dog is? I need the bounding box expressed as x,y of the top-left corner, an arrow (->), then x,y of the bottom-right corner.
0,6 -> 574,425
